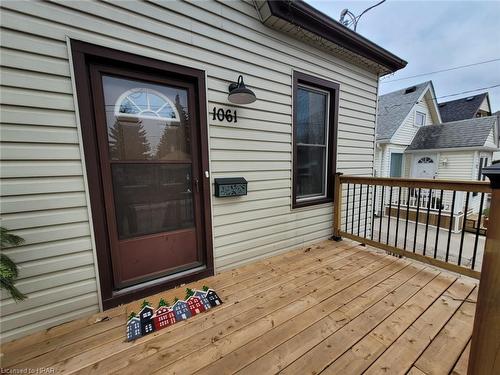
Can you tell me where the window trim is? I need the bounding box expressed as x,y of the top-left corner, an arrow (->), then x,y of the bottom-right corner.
292,71 -> 339,209
415,111 -> 426,127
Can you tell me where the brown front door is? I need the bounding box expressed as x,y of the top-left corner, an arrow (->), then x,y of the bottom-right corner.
72,41 -> 213,307
89,64 -> 206,288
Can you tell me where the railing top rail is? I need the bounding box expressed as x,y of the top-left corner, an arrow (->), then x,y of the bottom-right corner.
338,175 -> 492,193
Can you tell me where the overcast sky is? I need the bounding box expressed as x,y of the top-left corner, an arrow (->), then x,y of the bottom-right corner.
306,0 -> 500,112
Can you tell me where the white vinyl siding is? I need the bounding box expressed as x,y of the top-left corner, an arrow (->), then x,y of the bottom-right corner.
0,0 -> 378,341
391,90 -> 435,145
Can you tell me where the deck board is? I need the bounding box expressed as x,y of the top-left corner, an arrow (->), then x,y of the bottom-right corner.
1,239 -> 478,375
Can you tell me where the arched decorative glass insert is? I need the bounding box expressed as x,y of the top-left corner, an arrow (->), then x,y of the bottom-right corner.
417,156 -> 434,164
114,87 -> 181,122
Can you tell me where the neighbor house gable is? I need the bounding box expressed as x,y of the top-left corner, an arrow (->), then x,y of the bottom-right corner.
390,82 -> 441,145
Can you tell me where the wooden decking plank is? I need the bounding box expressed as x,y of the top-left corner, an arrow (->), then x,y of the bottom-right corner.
451,341 -> 471,375
407,366 -> 427,375
149,258 -> 411,375
11,245 -> 365,371
104,254 -> 397,375
321,272 -> 457,374
230,262 -> 427,375
363,279 -> 476,375
194,259 -> 417,375
124,240 -> 349,313
414,288 -> 478,375
278,266 -> 439,375
2,240 -> 352,368
48,246 -> 384,373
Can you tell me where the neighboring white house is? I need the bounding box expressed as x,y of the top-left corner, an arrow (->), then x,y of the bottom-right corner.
0,0 -> 407,341
374,82 -> 498,230
375,81 -> 442,179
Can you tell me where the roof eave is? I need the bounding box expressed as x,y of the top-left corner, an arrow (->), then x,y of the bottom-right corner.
265,0 -> 407,73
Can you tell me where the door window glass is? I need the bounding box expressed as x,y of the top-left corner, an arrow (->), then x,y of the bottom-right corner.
102,75 -> 191,161
112,164 -> 194,239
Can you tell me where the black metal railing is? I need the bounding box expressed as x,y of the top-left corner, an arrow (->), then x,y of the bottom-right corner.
333,174 -> 492,279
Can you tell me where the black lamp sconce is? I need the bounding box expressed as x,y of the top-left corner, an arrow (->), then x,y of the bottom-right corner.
228,75 -> 257,105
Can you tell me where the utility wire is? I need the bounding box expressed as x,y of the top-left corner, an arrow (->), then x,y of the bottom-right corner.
381,58 -> 500,83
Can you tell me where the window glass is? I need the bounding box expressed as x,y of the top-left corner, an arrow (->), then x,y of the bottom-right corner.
112,164 -> 194,239
295,85 -> 329,201
102,75 -> 191,161
415,111 -> 426,126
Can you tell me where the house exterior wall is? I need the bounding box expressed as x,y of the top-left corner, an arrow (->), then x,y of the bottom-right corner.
390,90 -> 435,146
0,0 -> 378,341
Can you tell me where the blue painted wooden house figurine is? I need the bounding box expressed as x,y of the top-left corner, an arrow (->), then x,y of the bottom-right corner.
172,299 -> 191,321
126,316 -> 142,341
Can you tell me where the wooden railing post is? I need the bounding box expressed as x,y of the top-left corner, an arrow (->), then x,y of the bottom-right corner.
468,163 -> 500,375
332,172 -> 343,241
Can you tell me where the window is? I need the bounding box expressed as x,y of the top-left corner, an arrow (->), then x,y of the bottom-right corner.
390,153 -> 403,177
293,72 -> 339,208
415,111 -> 426,126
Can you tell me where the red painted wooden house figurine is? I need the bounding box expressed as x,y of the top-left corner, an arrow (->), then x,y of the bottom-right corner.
152,306 -> 176,330
187,295 -> 206,316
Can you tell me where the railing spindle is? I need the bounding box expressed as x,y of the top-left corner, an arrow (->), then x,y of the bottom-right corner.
472,192 -> 485,270
364,184 -> 369,239
395,187 -> 402,248
433,189 -> 444,259
357,184 -> 363,237
423,188 -> 432,256
378,185 -> 385,242
404,186 -> 410,250
413,188 -> 422,253
351,184 -> 356,234
458,191 -> 470,266
386,186 -> 393,245
345,183 -> 350,233
446,190 -> 457,263
371,185 -> 377,241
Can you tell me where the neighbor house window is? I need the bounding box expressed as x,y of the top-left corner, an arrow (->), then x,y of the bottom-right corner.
415,111 -> 426,126
293,71 -> 339,208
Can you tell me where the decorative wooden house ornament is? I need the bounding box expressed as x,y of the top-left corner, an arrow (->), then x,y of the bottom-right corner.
152,298 -> 176,330
172,298 -> 192,321
203,286 -> 223,307
194,290 -> 212,310
138,300 -> 155,336
126,313 -> 142,341
125,288 -> 222,340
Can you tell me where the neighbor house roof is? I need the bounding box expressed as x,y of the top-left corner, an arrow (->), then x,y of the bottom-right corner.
376,81 -> 432,140
258,0 -> 407,74
438,93 -> 489,122
407,116 -> 497,151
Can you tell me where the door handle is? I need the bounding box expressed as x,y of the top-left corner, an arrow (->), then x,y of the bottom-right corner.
194,177 -> 200,193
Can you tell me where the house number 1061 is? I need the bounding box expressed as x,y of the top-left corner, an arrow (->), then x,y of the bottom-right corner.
212,107 -> 237,123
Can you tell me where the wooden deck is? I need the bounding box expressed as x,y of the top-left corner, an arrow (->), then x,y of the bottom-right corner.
1,239 -> 477,374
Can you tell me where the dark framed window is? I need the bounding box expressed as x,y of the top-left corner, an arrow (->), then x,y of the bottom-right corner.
292,71 -> 339,208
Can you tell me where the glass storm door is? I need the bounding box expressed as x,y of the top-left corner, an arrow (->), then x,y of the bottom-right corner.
89,65 -> 204,288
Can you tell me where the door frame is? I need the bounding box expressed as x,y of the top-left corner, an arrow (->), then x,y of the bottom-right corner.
71,40 -> 214,309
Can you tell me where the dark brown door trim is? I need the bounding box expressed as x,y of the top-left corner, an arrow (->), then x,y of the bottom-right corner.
71,40 -> 214,309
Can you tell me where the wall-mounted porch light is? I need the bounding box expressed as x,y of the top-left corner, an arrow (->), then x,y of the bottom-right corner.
228,75 -> 257,105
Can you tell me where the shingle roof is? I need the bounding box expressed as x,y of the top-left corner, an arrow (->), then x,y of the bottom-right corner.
438,93 -> 488,122
376,81 -> 431,140
407,116 -> 497,151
